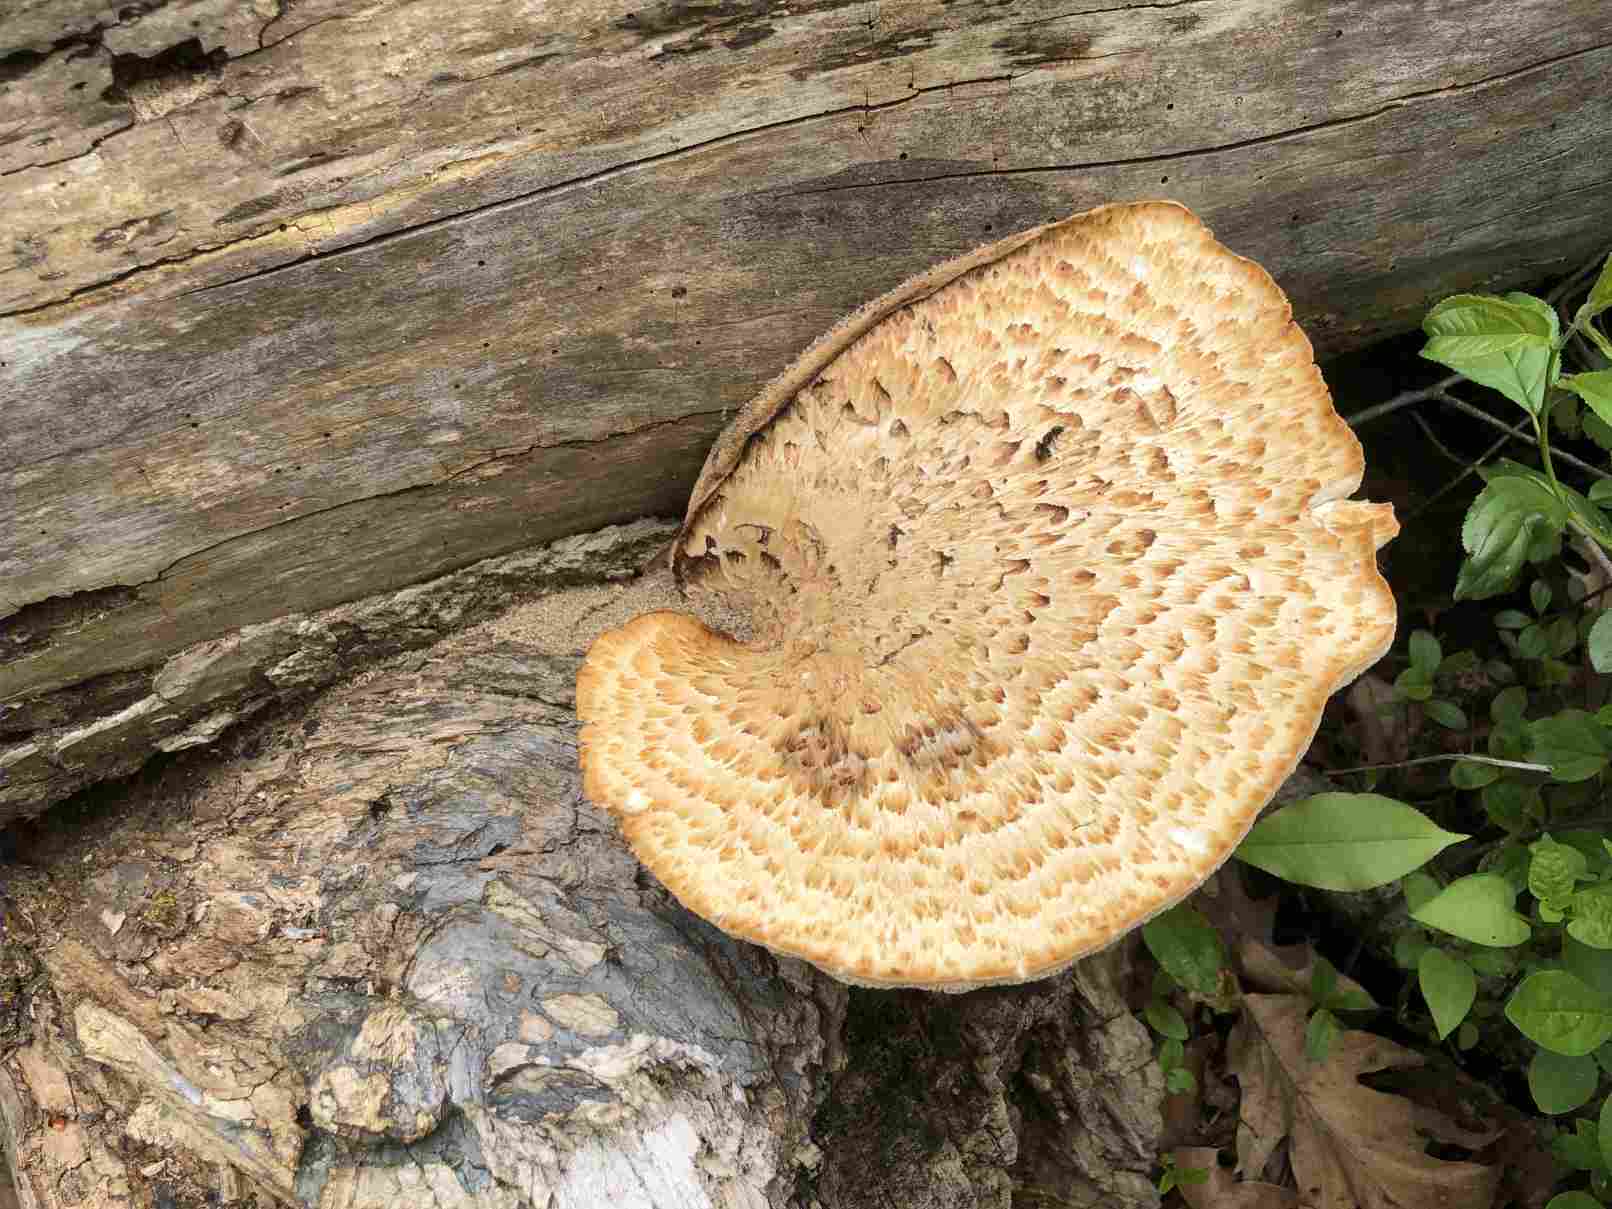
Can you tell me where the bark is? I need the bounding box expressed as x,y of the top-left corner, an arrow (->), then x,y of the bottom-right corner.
5,0 -> 1612,821
0,523 -> 1167,1208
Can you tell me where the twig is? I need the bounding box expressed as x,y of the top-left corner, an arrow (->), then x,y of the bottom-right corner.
1407,429 -> 1512,521
1431,390 -> 1612,482
1345,373 -> 1465,429
1325,753 -> 1552,776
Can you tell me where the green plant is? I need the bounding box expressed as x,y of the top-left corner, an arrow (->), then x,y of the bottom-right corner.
1143,252 -> 1612,1206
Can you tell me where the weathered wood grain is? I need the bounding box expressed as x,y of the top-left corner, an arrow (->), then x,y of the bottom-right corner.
3,0 -> 1611,815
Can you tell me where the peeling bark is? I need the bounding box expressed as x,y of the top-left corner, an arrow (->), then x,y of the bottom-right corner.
0,524 -> 1169,1208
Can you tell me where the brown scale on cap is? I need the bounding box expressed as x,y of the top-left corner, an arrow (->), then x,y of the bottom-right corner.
576,201 -> 1398,990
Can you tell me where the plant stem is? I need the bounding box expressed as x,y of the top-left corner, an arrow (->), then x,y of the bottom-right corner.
1345,374 -> 1465,428
1325,754 -> 1552,776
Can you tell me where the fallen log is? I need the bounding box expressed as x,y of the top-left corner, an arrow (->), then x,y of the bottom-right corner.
0,525 -> 1166,1207
5,0 -> 1612,820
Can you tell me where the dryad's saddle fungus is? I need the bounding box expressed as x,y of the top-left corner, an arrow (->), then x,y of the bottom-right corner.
577,201 -> 1398,991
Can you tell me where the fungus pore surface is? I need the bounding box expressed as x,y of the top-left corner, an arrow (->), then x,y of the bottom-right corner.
577,201 -> 1398,990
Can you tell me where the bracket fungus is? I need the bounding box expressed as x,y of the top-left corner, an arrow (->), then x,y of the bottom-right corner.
577,201 -> 1398,990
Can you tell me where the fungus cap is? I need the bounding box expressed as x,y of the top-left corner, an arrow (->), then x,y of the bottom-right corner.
577,201 -> 1397,990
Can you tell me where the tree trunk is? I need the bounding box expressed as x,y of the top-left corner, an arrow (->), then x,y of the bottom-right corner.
5,0 -> 1612,819
0,523 -> 1167,1208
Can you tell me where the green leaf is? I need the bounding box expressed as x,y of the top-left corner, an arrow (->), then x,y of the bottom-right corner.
1394,667 -> 1433,702
1145,999 -> 1189,1040
1412,873 -> 1532,947
1159,1037 -> 1184,1070
1506,970 -> 1612,1055
1566,935 -> 1612,996
1494,609 -> 1533,630
1491,685 -> 1529,725
1573,887 -> 1612,949
1424,700 -> 1468,730
1556,1116 -> 1608,1173
1408,629 -> 1442,675
1518,624 -> 1552,659
1418,949 -> 1477,1040
1305,1007 -> 1340,1063
1456,474 -> 1568,600
1488,843 -> 1533,892
1235,793 -> 1467,891
1450,759 -> 1500,790
1601,1090 -> 1612,1172
1563,371 -> 1612,434
1533,579 -> 1555,614
1532,834 -> 1592,906
1589,612 -> 1612,674
1165,1066 -> 1196,1095
1481,780 -> 1537,831
1469,948 -> 1517,977
1548,615 -> 1581,658
1587,409 -> 1612,452
1545,1192 -> 1602,1209
1393,931 -> 1433,970
1141,906 -> 1224,996
1531,1048 -> 1601,1114
1422,292 -> 1558,415
1457,1021 -> 1479,1049
1577,252 -> 1612,326
1530,710 -> 1612,782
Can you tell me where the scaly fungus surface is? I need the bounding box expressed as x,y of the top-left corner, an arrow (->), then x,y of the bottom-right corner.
577,201 -> 1398,990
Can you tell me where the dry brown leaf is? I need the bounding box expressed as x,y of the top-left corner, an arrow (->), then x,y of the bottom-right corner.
1175,1146 -> 1297,1209
1238,940 -> 1376,1007
1345,674 -> 1410,766
1227,995 -> 1499,1209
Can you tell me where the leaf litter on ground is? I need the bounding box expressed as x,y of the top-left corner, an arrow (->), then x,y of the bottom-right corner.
1226,994 -> 1500,1209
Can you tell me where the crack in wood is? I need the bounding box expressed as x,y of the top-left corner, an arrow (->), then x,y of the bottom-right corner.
780,39 -> 1612,199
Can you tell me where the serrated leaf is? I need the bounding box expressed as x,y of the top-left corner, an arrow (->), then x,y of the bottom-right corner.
1572,887 -> 1612,949
1418,949 -> 1476,1040
1235,794 -> 1467,891
1408,629 -> 1442,675
1562,370 -> 1612,433
1589,612 -> 1612,674
1422,293 -> 1558,415
1587,409 -> 1612,452
1530,1048 -> 1600,1114
1424,700 -> 1468,730
1529,710 -> 1612,782
1146,999 -> 1189,1040
1577,252 -> 1612,326
1142,905 -> 1224,996
1456,474 -> 1568,600
1412,873 -> 1532,947
1506,970 -> 1612,1055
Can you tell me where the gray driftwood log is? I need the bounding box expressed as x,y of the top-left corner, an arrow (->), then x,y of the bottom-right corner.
5,0 -> 1612,820
0,523 -> 1165,1209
